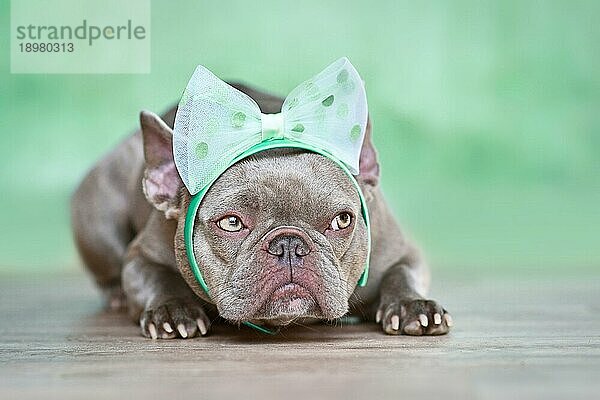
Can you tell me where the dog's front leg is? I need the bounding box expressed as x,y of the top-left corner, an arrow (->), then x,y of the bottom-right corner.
376,262 -> 453,336
122,255 -> 211,339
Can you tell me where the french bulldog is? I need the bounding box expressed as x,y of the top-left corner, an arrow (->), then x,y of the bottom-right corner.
71,83 -> 452,339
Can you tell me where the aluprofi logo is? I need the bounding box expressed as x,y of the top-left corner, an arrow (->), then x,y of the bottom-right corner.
15,19 -> 147,46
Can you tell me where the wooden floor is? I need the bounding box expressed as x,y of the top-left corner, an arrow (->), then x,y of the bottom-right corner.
0,272 -> 598,400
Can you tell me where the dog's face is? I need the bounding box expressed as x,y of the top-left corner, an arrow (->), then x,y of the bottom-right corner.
191,149 -> 368,325
140,111 -> 378,326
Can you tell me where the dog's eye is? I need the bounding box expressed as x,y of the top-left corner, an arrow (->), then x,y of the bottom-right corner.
330,212 -> 352,231
216,216 -> 244,232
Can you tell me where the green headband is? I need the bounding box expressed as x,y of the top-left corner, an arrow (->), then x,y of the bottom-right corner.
175,58 -> 371,334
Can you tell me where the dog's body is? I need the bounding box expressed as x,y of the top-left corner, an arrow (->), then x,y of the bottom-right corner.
71,83 -> 452,338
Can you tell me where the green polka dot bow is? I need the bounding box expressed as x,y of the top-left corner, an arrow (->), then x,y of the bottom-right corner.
173,57 -> 368,196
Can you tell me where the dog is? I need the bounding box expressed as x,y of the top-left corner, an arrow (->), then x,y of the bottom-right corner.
71,75 -> 452,339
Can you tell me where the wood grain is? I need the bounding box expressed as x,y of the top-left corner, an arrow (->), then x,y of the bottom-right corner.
0,272 -> 598,400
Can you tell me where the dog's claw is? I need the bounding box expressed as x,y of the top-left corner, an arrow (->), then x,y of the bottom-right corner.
148,323 -> 158,340
391,315 -> 400,331
177,324 -> 188,338
139,299 -> 210,339
197,318 -> 208,336
404,320 -> 422,335
444,313 -> 453,327
376,299 -> 452,336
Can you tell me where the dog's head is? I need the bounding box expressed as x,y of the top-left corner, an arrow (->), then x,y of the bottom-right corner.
140,110 -> 379,326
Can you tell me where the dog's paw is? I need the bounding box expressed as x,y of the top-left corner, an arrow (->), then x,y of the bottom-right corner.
376,299 -> 452,336
140,299 -> 211,339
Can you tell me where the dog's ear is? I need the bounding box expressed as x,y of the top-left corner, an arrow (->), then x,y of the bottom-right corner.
140,111 -> 182,219
357,117 -> 380,186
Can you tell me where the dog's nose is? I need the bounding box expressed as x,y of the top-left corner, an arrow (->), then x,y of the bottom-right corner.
267,234 -> 311,266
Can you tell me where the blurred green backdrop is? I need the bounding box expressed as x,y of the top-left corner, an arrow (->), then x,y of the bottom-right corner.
1,0 -> 599,276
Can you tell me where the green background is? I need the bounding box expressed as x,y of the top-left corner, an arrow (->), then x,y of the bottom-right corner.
1,0 -> 599,276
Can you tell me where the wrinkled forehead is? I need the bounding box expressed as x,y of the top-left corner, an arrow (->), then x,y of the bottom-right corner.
198,149 -> 360,220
